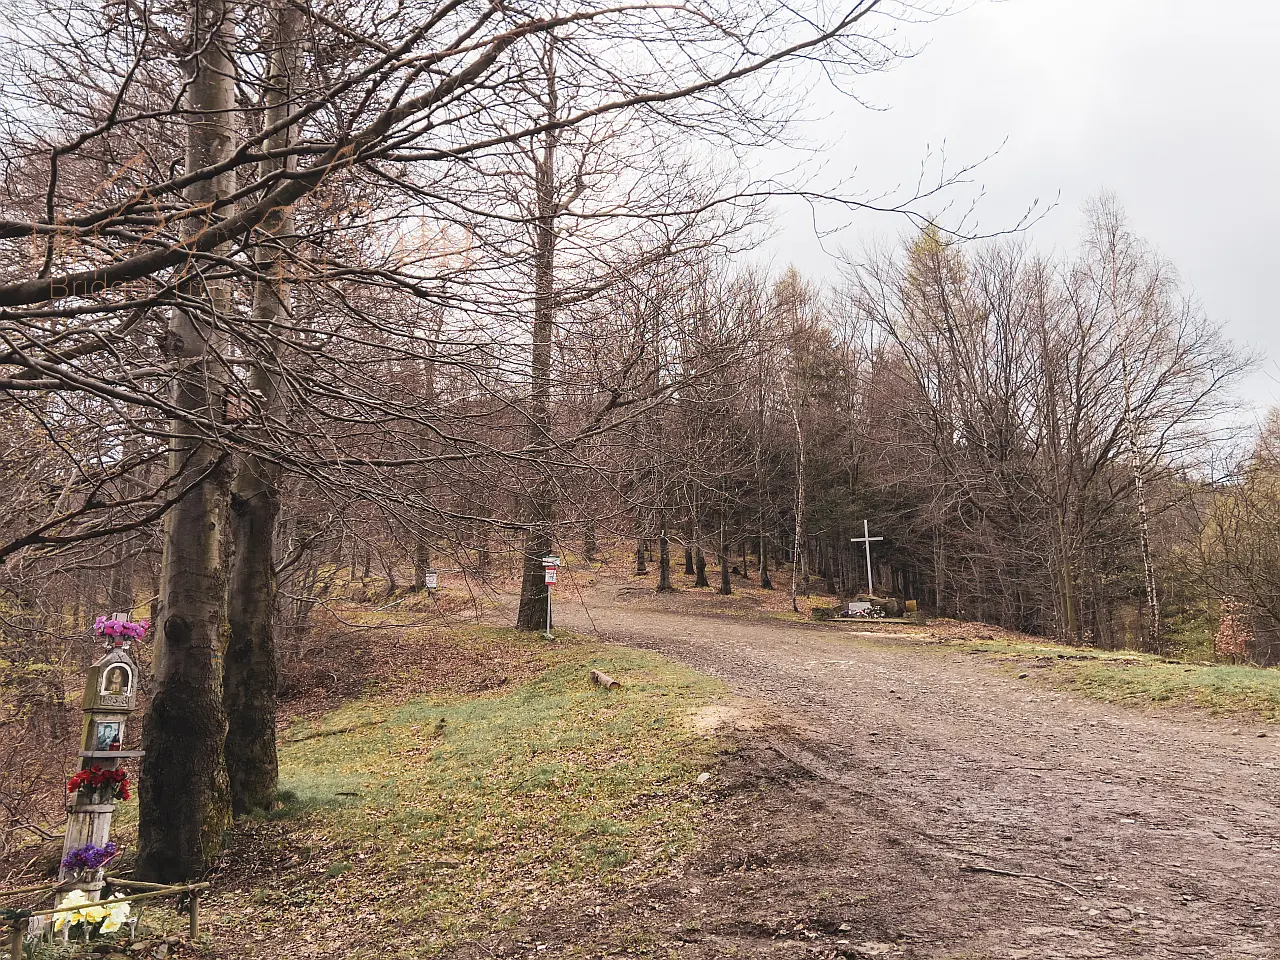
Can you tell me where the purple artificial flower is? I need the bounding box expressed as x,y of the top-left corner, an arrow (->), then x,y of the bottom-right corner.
61,842 -> 119,872
92,616 -> 148,639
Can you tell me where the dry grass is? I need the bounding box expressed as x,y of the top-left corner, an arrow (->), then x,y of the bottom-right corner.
186,628 -> 726,959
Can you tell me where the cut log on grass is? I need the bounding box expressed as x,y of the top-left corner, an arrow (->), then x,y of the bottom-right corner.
590,669 -> 622,691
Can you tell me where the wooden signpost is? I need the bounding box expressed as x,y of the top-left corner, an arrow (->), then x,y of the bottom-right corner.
541,556 -> 559,639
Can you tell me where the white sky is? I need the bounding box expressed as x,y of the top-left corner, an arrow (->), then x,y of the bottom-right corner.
763,0 -> 1280,414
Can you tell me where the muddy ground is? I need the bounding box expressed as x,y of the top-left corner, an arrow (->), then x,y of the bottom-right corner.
474,591 -> 1280,960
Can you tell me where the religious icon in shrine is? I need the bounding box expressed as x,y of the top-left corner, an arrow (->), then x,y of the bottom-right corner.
101,665 -> 131,697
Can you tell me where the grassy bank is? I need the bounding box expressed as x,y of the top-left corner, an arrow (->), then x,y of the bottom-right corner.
202,631 -> 726,958
943,632 -> 1280,721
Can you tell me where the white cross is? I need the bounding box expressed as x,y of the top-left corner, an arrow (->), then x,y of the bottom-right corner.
850,520 -> 883,595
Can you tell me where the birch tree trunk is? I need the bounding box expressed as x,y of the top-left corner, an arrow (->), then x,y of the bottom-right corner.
138,0 -> 237,879
223,0 -> 300,818
1094,195 -> 1163,652
1120,348 -> 1162,651
783,371 -> 806,613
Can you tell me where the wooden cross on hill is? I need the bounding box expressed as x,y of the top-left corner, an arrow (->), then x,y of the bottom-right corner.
850,520 -> 883,595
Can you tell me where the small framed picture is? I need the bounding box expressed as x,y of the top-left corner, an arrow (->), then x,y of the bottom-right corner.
100,665 -> 132,697
94,721 -> 122,752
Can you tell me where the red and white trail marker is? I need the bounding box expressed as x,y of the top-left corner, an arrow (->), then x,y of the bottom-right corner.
539,556 -> 560,638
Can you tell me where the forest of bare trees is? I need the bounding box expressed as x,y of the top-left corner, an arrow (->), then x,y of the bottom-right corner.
0,0 -> 1273,889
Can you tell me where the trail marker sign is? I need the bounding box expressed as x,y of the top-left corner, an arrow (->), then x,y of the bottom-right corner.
539,556 -> 559,638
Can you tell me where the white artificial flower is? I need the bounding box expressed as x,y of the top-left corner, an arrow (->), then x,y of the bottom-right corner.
98,899 -> 132,934
53,890 -> 89,930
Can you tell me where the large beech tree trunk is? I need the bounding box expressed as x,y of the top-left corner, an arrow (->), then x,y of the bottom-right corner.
139,0 -> 237,879
223,0 -> 299,818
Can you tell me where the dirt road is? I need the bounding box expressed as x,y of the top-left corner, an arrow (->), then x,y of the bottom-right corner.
549,597 -> 1280,959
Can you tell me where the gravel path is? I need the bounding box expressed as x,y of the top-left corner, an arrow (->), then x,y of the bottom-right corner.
557,597 -> 1280,959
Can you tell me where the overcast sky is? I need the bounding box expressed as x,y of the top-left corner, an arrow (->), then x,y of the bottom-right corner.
765,0 -> 1280,414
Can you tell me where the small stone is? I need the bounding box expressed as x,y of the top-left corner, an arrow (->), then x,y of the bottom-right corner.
696,772 -> 711,784
853,942 -> 894,957
1018,673 -> 1029,679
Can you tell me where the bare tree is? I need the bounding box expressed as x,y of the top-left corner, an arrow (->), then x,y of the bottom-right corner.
137,0 -> 238,880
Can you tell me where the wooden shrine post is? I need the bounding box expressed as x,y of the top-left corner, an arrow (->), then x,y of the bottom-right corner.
58,615 -> 144,906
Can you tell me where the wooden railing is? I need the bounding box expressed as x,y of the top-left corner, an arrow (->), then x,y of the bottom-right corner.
2,879 -> 208,960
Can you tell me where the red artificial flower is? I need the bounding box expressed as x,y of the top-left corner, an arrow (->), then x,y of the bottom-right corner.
68,765 -> 131,800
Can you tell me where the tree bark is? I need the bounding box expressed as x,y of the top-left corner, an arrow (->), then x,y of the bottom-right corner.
515,39 -> 560,632
224,476 -> 280,817
718,512 -> 731,596
657,512 -> 672,592
786,388 -> 805,613
223,0 -> 300,819
413,541 -> 432,591
139,0 -> 236,879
